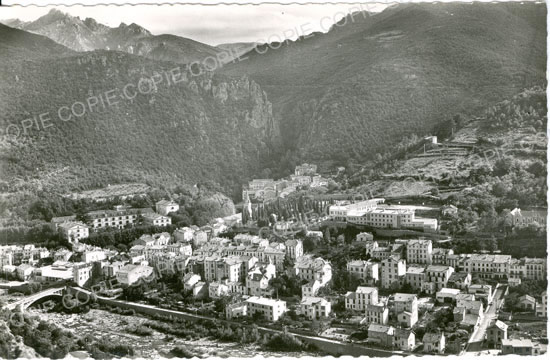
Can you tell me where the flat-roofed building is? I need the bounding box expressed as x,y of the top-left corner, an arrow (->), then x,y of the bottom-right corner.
245,296 -> 287,322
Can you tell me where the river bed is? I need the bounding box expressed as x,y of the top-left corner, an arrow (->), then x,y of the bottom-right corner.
27,308 -> 309,358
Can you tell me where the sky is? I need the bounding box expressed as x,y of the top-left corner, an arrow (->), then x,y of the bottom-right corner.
0,2 -> 391,45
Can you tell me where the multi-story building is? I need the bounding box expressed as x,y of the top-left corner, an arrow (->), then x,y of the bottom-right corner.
35,262 -> 73,283
366,303 -> 389,325
368,324 -> 394,348
295,163 -> 317,176
58,221 -> 89,242
510,208 -> 547,228
509,257 -> 547,281
380,256 -> 406,289
465,254 -> 511,280
406,239 -> 433,265
537,291 -> 547,318
431,248 -> 453,265
393,328 -> 415,351
487,320 -> 508,348
294,255 -> 332,286
299,296 -> 331,320
356,232 -> 374,242
346,260 -> 379,283
174,227 -> 195,243
155,200 -> 179,216
116,264 -> 154,285
16,264 -> 34,280
246,262 -> 276,297
208,281 -> 230,299
343,202 -> 438,232
394,293 -> 418,328
423,265 -> 454,293
423,333 -> 445,354
284,239 -> 303,261
245,296 -> 287,321
87,206 -> 154,229
345,286 -> 378,311
81,250 -> 106,263
143,212 -> 172,227
446,272 -> 472,290
73,263 -> 93,287
405,266 -> 425,292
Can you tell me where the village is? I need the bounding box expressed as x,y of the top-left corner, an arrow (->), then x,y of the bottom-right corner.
0,163 -> 547,357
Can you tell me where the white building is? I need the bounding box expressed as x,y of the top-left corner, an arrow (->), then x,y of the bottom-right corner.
155,200 -> 179,216
82,250 -> 106,263
116,264 -> 154,285
406,239 -> 433,265
356,232 -> 374,242
73,263 -> 93,287
465,254 -> 511,280
405,266 -> 425,292
299,296 -> 331,320
294,255 -> 332,286
16,264 -> 34,280
423,265 -> 454,293
345,286 -> 379,311
346,259 -> 379,283
87,206 -> 154,230
209,281 -> 230,299
380,256 -> 406,289
245,296 -> 287,322
510,208 -> 546,228
143,213 -> 172,227
394,293 -> 419,328
366,302 -> 389,325
58,221 -> 89,242
284,239 -> 303,260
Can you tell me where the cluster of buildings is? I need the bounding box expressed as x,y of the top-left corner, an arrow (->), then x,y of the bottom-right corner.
242,163 -> 329,201
0,243 -> 110,287
332,234 -> 547,354
50,202 -> 177,243
329,199 -> 438,232
359,237 -> 546,292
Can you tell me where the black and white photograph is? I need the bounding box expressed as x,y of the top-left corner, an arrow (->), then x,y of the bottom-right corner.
0,0 -> 547,358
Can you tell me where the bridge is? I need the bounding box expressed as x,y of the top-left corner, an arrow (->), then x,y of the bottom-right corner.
3,287 -> 65,311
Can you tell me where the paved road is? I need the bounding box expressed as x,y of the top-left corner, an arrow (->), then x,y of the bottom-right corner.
466,287 -> 505,352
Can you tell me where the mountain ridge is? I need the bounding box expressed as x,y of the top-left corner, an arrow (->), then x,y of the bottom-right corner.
219,2 -> 546,167
2,8 -> 221,64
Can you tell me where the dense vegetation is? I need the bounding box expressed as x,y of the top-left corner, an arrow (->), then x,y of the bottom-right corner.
482,86 -> 547,131
0,309 -> 135,359
0,24 -> 276,202
221,2 -> 546,166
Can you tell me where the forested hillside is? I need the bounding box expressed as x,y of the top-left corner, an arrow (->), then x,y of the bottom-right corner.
0,24 -> 277,201
220,2 -> 546,167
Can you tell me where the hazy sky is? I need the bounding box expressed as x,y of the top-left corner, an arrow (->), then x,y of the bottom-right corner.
0,3 -> 390,45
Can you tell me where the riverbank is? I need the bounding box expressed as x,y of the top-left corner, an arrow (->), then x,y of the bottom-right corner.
28,308 -> 309,358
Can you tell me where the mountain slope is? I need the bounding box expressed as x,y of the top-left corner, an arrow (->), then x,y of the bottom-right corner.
0,25 -> 277,198
4,8 -> 221,64
220,2 -> 546,165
